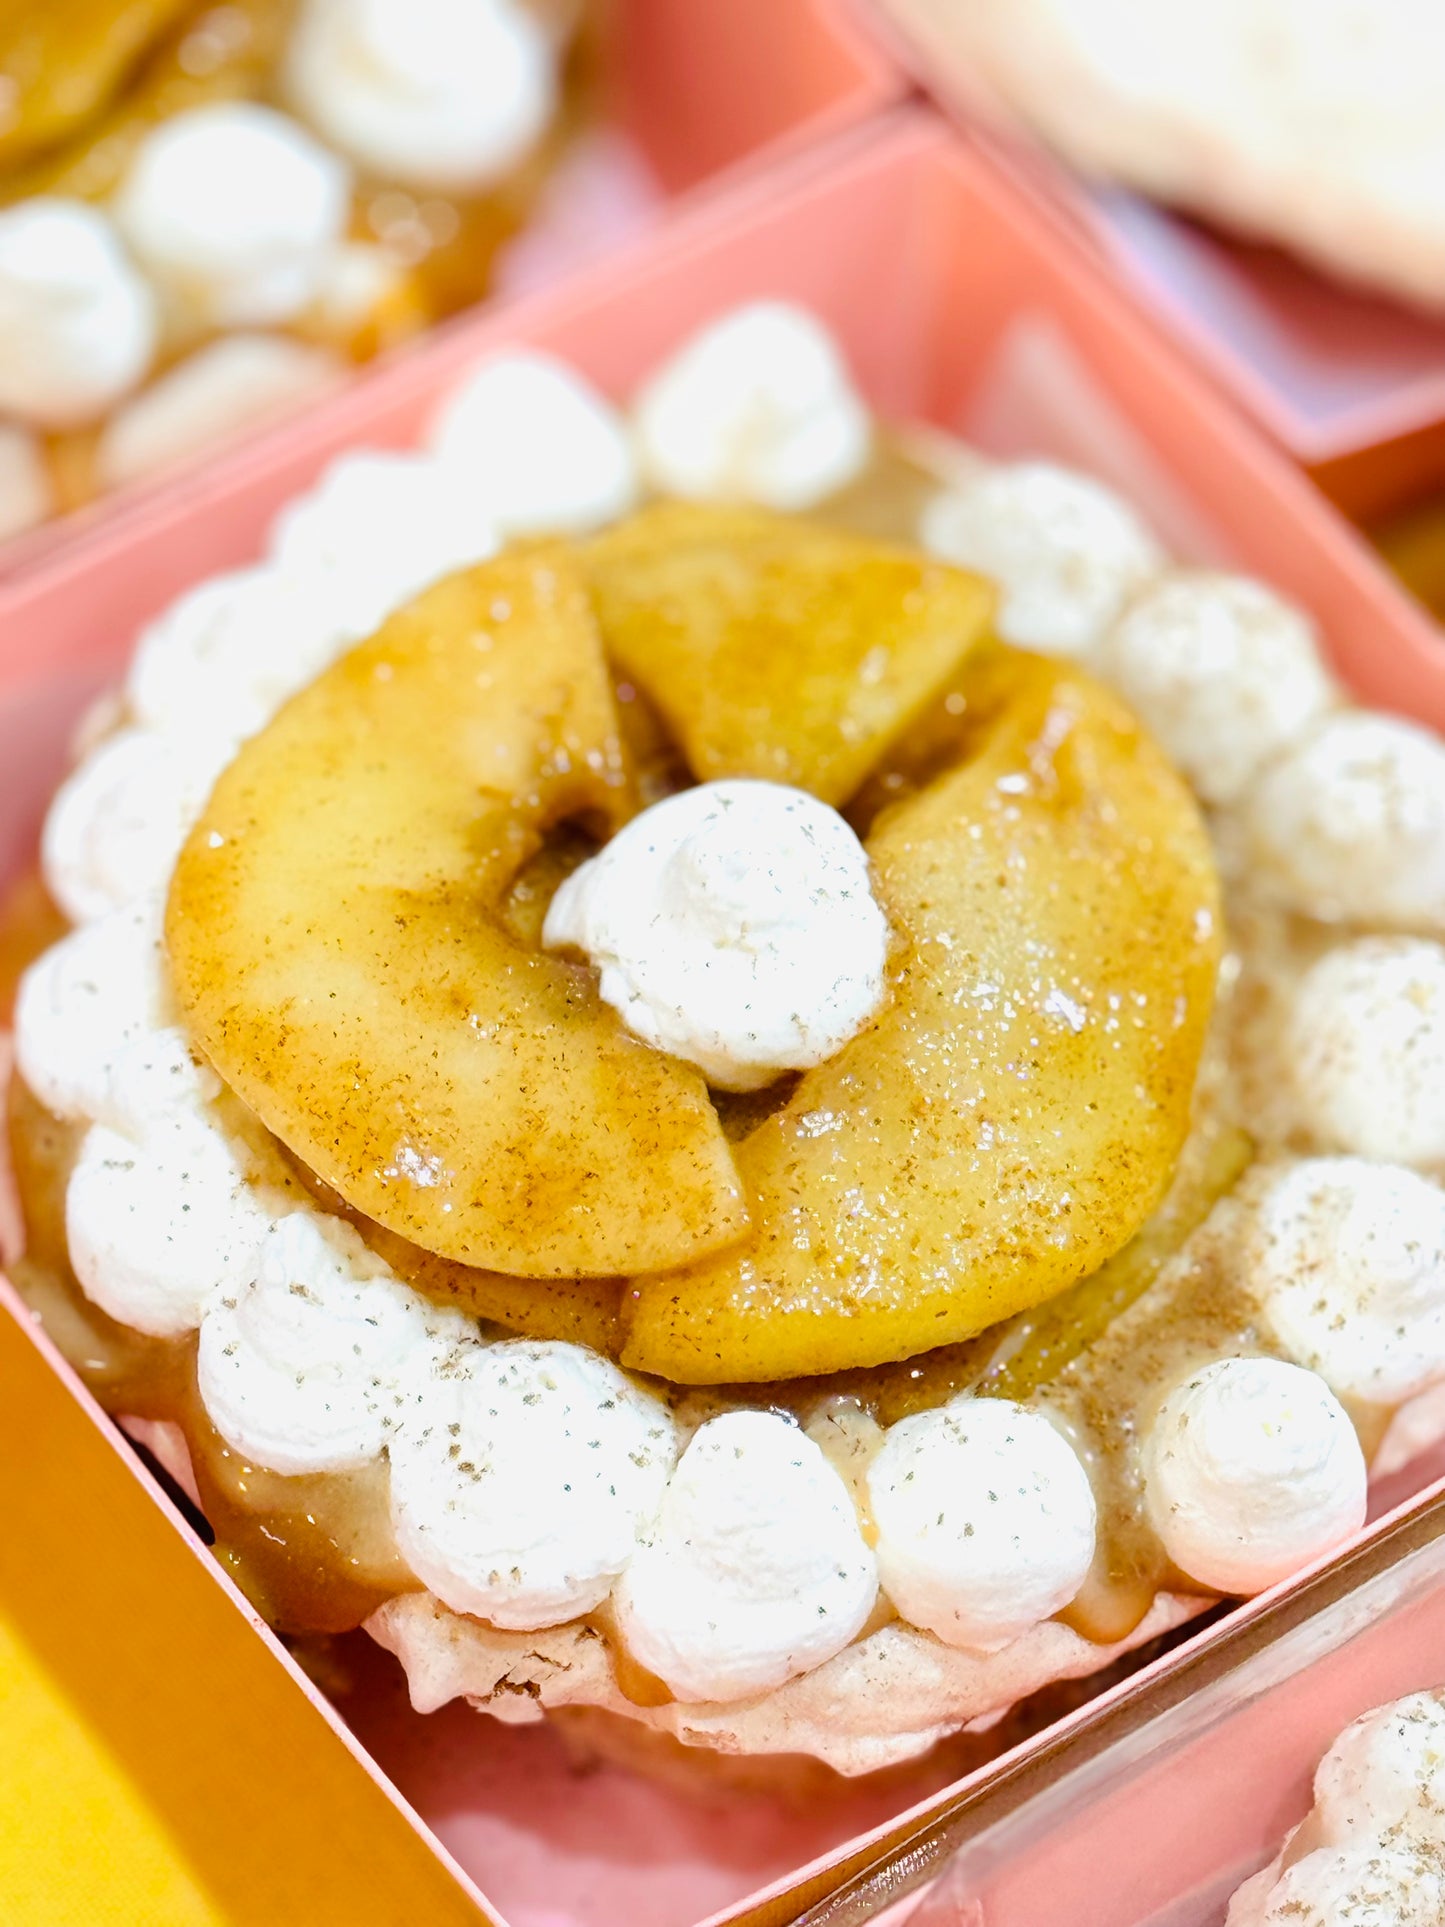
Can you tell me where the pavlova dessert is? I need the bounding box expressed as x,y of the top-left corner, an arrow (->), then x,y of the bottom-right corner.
7,300 -> 1445,1778
0,0 -> 580,539
1228,1691 -> 1445,1926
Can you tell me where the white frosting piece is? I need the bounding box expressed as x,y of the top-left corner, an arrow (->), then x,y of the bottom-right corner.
91,1024 -> 222,1140
612,1410 -> 878,1704
1141,1357 -> 1366,1595
286,0 -> 555,193
429,351 -> 637,535
1314,1693 -> 1445,1851
388,1338 -> 676,1628
67,1107 -> 273,1338
1241,1159 -> 1445,1406
543,780 -> 890,1092
114,103 -> 350,329
41,726 -> 237,925
632,302 -> 871,512
13,899 -> 169,1122
96,335 -> 343,491
0,424 -> 52,538
1095,571 -> 1335,806
198,1212 -> 447,1476
268,449 -> 500,640
126,564 -> 350,744
1285,938 -> 1445,1170
0,198 -> 156,429
1233,1845 -> 1445,1927
1242,711 -> 1445,929
867,1397 -> 1096,1652
920,461 -> 1163,658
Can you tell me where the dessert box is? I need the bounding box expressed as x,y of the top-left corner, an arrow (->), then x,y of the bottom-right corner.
861,0 -> 1445,472
5,103 -> 1445,1927
0,0 -> 899,579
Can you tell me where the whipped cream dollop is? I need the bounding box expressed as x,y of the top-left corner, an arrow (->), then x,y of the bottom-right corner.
1285,938 -> 1445,1170
14,898 -> 169,1123
543,780 -> 890,1091
867,1397 -> 1096,1652
286,0 -> 555,192
1239,1158 -> 1445,1407
429,350 -> 637,535
1242,711 -> 1445,929
1095,571 -> 1335,807
388,1337 -> 677,1628
129,451 -> 499,745
0,198 -> 156,428
632,301 -> 871,511
198,1213 -> 453,1476
1227,1693 -> 1445,1926
66,1091 -> 272,1339
920,460 -> 1162,659
89,1021 -> 222,1140
126,564 -> 347,745
114,104 -> 350,329
268,449 -> 500,638
41,726 -> 238,926
612,1410 -> 878,1704
96,335 -> 344,491
1141,1357 -> 1367,1595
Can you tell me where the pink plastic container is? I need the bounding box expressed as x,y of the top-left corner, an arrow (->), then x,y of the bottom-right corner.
863,0 -> 1445,472
5,107 -> 1445,1927
0,0 -> 898,581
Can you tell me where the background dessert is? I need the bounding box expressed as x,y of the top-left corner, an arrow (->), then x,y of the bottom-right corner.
1227,1690 -> 1445,1926
0,0 -> 591,542
872,0 -> 1445,317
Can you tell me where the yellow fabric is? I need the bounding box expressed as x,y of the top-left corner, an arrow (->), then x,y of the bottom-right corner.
0,1299 -> 490,1925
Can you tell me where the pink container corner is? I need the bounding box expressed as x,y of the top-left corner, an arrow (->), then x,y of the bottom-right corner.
0,0 -> 901,584
6,105 -> 1445,1927
858,0 -> 1445,472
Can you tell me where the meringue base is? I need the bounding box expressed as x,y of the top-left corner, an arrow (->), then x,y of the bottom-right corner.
366,1588 -> 1204,1778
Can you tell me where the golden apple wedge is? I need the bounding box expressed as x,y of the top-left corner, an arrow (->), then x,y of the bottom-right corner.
587,502 -> 995,806
167,548 -> 747,1279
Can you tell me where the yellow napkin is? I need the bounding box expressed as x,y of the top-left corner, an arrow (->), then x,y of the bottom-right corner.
0,1296 -> 490,1925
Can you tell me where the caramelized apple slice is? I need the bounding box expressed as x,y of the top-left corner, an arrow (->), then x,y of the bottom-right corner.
587,503 -> 994,806
0,0 -> 192,176
622,649 -> 1222,1381
979,1118 -> 1252,1404
168,550 -> 747,1279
